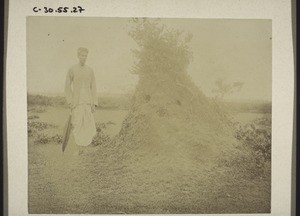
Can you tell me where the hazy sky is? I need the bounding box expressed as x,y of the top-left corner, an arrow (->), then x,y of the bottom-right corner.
27,17 -> 271,101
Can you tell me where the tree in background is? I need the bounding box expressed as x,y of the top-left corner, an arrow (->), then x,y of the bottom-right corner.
212,78 -> 244,100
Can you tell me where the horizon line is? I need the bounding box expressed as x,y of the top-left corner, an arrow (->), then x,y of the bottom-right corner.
27,91 -> 272,103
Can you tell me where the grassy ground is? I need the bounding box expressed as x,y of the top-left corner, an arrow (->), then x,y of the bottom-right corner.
28,105 -> 271,214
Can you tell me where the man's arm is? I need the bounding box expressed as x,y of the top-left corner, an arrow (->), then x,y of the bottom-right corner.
91,70 -> 98,107
65,69 -> 73,107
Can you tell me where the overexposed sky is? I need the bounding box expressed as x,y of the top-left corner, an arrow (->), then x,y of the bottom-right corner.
27,17 -> 271,101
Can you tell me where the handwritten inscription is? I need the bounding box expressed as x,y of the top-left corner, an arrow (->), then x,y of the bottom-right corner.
33,6 -> 85,14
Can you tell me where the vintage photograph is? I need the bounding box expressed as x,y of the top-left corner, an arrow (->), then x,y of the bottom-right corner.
27,17 -> 271,214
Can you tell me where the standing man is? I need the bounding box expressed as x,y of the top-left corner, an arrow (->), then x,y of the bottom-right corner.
65,47 -> 98,154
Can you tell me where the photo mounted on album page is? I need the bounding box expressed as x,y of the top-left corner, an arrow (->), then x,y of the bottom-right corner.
5,0 -> 295,215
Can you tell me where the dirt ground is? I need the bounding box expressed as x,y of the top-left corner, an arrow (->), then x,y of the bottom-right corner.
28,106 -> 271,214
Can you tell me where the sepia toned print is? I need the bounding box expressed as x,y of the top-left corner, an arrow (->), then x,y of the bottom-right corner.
27,17 -> 271,214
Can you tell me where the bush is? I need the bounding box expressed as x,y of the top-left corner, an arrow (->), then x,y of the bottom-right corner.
34,133 -> 62,145
28,121 -> 58,139
234,117 -> 271,167
91,122 -> 111,146
28,121 -> 57,131
95,122 -> 107,132
28,105 -> 47,113
28,115 -> 40,120
28,127 -> 37,138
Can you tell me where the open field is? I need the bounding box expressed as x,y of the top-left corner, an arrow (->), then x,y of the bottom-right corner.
28,105 -> 271,214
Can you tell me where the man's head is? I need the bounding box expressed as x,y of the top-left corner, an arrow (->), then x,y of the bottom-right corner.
77,47 -> 89,66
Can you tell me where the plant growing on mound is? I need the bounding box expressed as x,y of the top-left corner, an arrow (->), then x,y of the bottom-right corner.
129,18 -> 193,76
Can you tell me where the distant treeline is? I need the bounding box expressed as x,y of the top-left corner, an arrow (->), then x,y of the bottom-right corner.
223,101 -> 271,114
27,94 -> 271,113
27,94 -> 67,107
27,94 -> 131,110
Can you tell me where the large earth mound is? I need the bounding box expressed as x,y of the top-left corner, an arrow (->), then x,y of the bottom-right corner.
110,18 -> 249,170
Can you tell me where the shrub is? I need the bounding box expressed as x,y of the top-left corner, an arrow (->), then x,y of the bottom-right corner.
95,122 -> 107,132
28,127 -> 37,138
91,122 -> 111,146
234,117 -> 271,167
28,105 -> 47,113
34,133 -> 62,145
28,115 -> 40,120
28,121 -> 57,131
28,121 -> 58,138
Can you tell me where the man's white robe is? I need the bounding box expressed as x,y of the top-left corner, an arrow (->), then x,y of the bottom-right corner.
65,64 -> 97,146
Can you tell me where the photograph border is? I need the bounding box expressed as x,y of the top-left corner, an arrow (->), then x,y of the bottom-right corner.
5,0 -> 294,215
